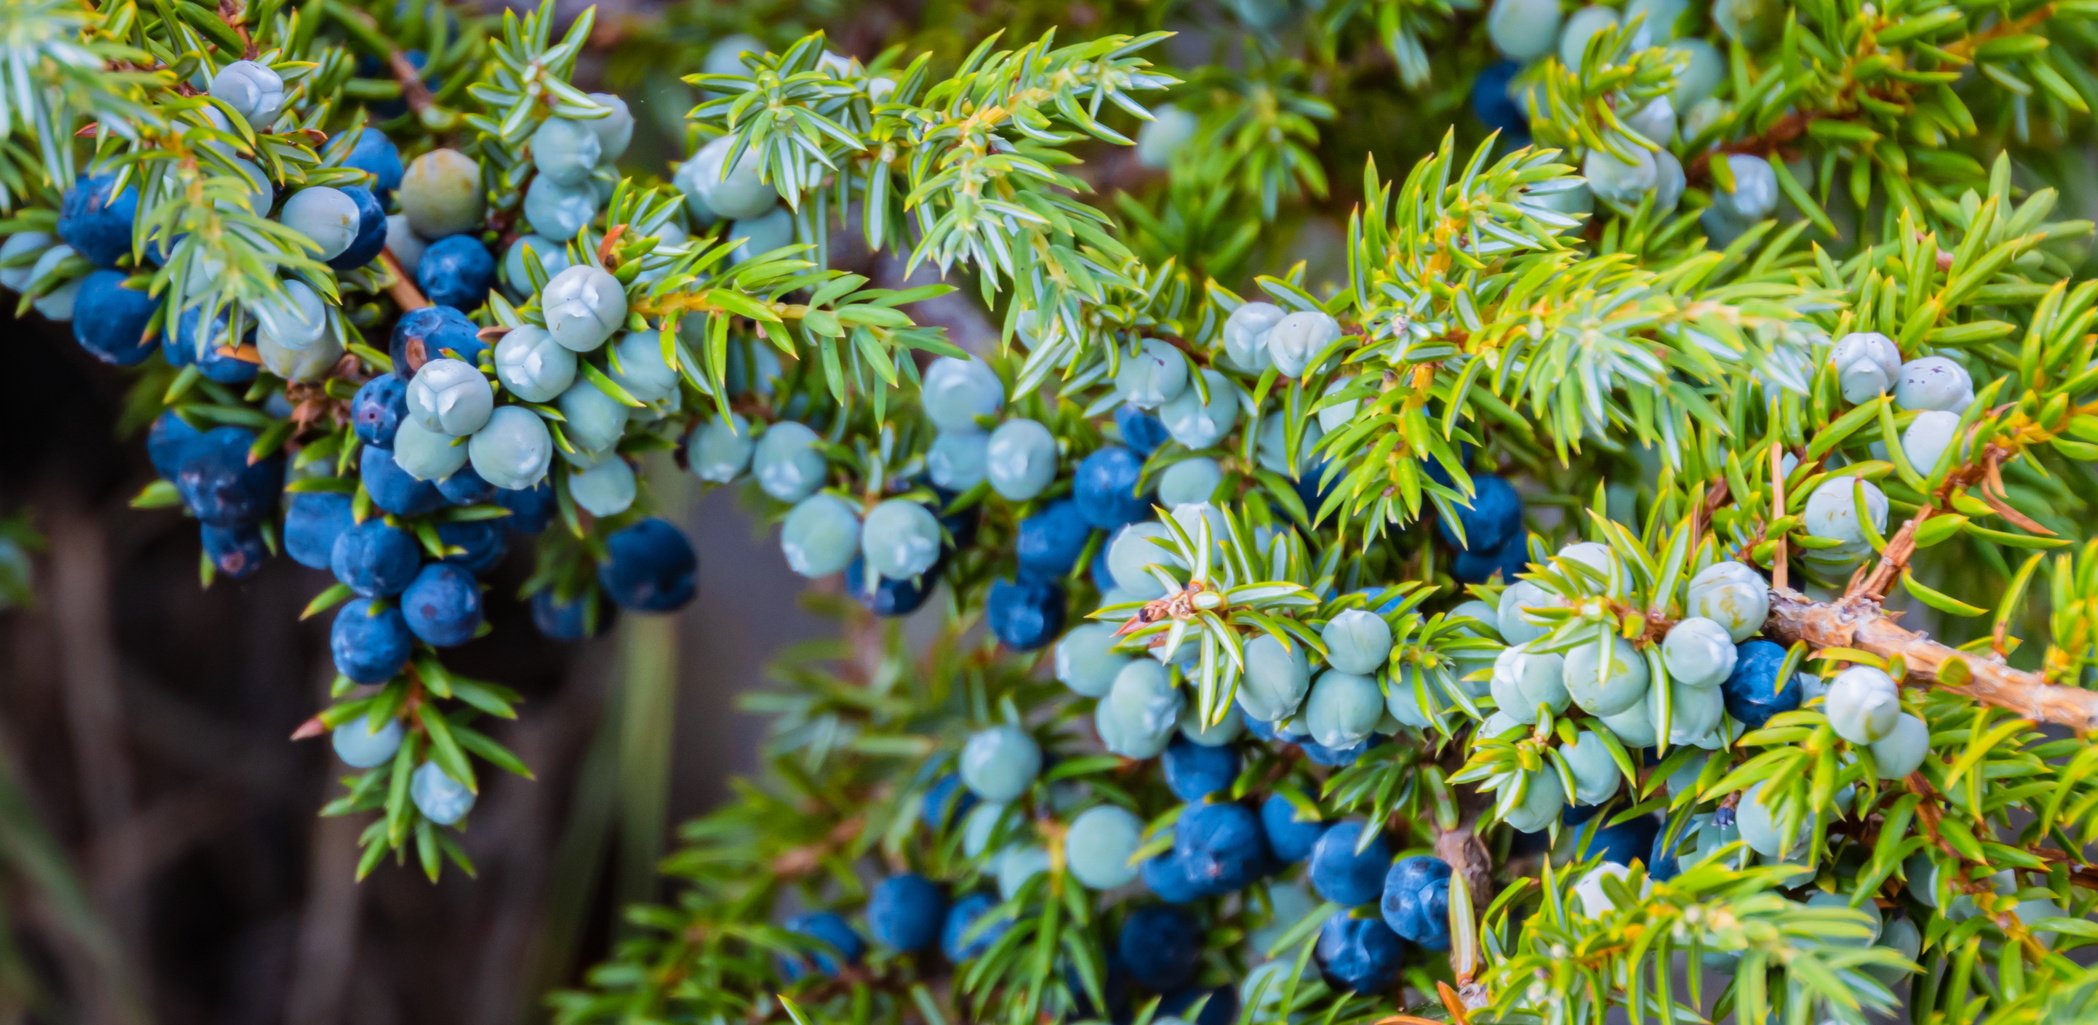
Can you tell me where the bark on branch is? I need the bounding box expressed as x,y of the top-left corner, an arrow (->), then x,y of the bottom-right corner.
1763,587 -> 2098,734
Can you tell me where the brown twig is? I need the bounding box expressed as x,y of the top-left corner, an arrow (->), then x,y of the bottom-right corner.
378,248 -> 429,313
1764,587 -> 2098,733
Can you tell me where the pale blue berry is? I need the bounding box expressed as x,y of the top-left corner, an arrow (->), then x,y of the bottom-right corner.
1667,38 -> 1725,109
1114,338 -> 1190,408
1661,616 -> 1737,688
1710,154 -> 1778,221
1562,637 -> 1651,716
1222,301 -> 1284,372
1488,0 -> 1563,60
1900,410 -> 1962,474
960,725 -> 1041,802
1893,356 -> 1974,413
1655,674 -> 1727,743
1055,622 -> 1131,698
1826,666 -> 1902,745
782,494 -> 861,577
407,358 -> 495,436
1254,413 -> 1323,476
257,321 -> 343,380
682,135 -> 776,221
608,330 -> 680,406
569,455 -> 637,517
392,417 -> 470,481
927,431 -> 989,491
1065,804 -> 1144,890
1584,146 -> 1658,207
279,187 -> 362,261
28,245 -> 81,319
730,206 -> 795,262
468,406 -> 554,490
542,265 -> 626,353
411,762 -> 476,826
1106,522 -> 1171,597
209,60 -> 285,126
386,215 -> 426,276
1599,698 -> 1659,748
1321,609 -> 1392,674
1684,561 -> 1769,642
332,713 -> 403,769
1266,311 -> 1341,378
531,116 -> 603,187
1502,769 -> 1566,832
754,421 -> 827,502
494,325 -> 578,403
1159,369 -> 1239,449
1558,6 -> 1620,67
254,278 -> 329,351
1831,330 -> 1903,404
1304,670 -> 1382,749
688,414 -> 755,483
523,176 -> 600,240
861,499 -> 941,579
1097,660 -> 1184,758
585,93 -> 634,161
1135,105 -> 1198,169
1802,476 -> 1889,563
1564,729 -> 1620,806
1623,95 -> 1675,145
555,379 -> 632,458
0,231 -> 53,292
1489,643 -> 1569,723
1158,457 -> 1223,507
984,418 -> 1058,501
922,357 -> 1005,432
1495,579 -> 1555,646
995,845 -> 1051,899
1179,702 -> 1243,746
503,234 -> 573,292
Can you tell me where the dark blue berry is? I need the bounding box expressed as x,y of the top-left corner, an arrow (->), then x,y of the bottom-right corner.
164,308 -> 259,383
941,891 -> 1010,961
1115,404 -> 1170,455
846,556 -> 936,617
1436,473 -> 1523,553
359,445 -> 445,517
201,522 -> 267,579
779,911 -> 864,981
1313,912 -> 1405,994
1576,810 -> 1662,868
389,305 -> 484,378
1140,850 -> 1207,904
58,171 -> 138,267
1259,793 -> 1328,863
1073,446 -> 1152,530
174,426 -> 283,527
330,518 -> 421,597
530,588 -> 598,640
1452,530 -> 1528,584
415,235 -> 496,310
919,771 -> 977,827
1470,59 -> 1530,136
71,270 -> 157,365
351,374 -> 410,446
494,480 -> 556,533
400,562 -> 482,646
330,598 -> 413,684
327,185 -> 389,271
868,873 -> 947,953
1117,905 -> 1202,991
436,519 -> 506,574
435,463 -> 499,506
283,491 -> 355,569
1301,735 -> 1372,766
597,517 -> 697,612
1015,498 -> 1093,581
344,128 -> 405,197
1162,738 -> 1240,801
1307,819 -> 1393,907
986,576 -> 1062,650
1722,638 -> 1801,729
1174,800 -> 1268,894
1379,855 -> 1453,950
1160,985 -> 1238,1025
147,411 -> 203,480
